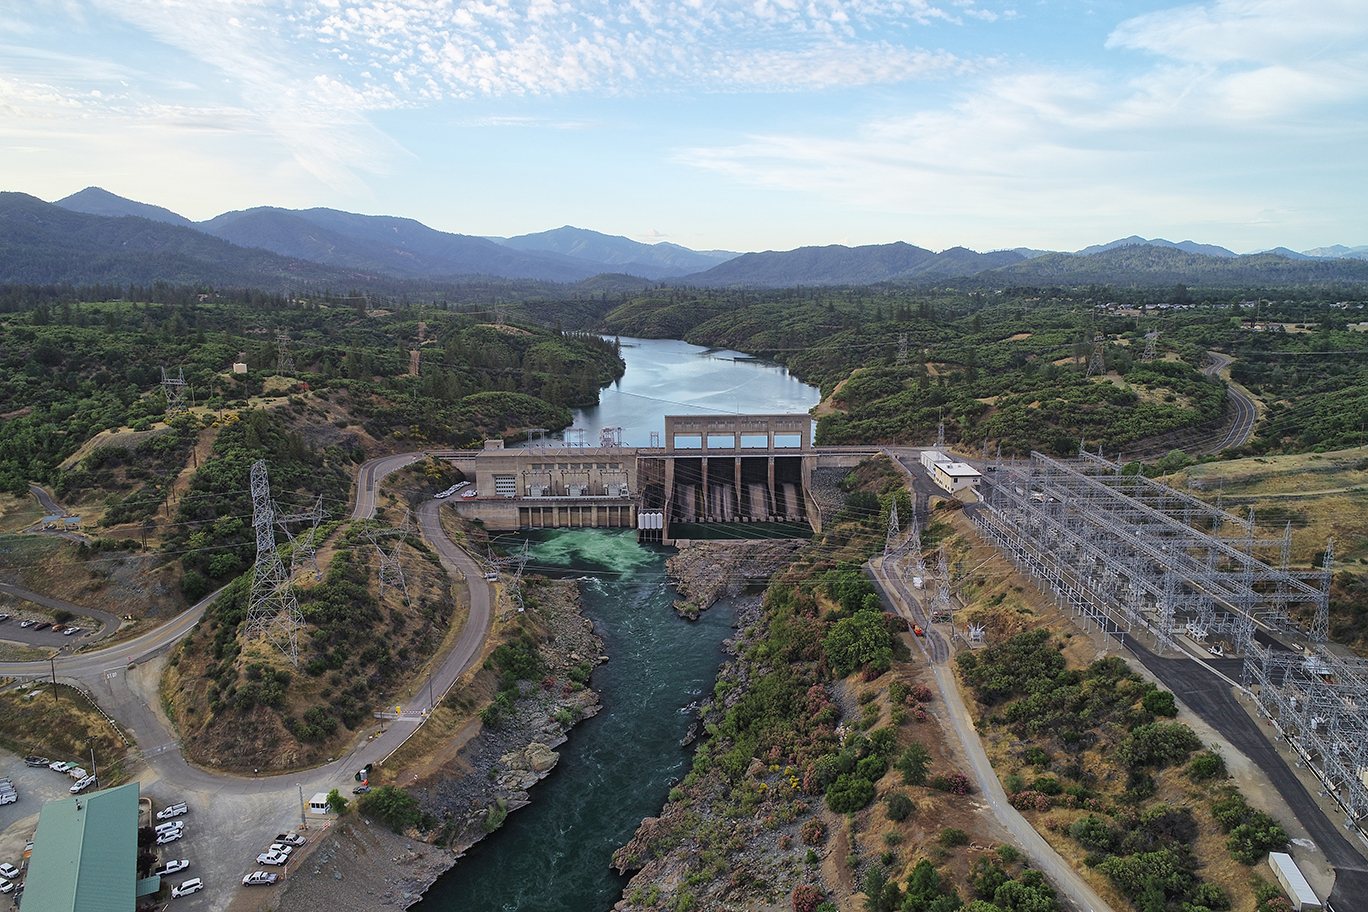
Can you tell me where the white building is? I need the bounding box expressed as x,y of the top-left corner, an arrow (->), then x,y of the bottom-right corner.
931,460 -> 982,494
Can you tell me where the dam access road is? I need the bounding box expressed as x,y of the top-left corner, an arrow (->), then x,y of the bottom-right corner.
0,452 -> 494,912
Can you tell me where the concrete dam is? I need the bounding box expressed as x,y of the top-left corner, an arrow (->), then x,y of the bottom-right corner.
442,415 -> 870,544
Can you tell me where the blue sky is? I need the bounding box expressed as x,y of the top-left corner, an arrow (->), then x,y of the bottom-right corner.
2,0 -> 1364,254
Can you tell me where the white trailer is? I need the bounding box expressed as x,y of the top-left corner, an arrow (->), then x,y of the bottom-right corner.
1268,852 -> 1321,910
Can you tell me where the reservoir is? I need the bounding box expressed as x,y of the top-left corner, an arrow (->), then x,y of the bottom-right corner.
420,339 -> 819,911
565,337 -> 820,446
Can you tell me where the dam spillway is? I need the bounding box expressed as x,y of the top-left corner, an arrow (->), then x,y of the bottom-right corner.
441,414 -> 871,544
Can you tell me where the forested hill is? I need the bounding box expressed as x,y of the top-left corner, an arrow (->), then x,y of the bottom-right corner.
677,242 -> 1025,286
0,193 -> 371,288
983,245 -> 1368,287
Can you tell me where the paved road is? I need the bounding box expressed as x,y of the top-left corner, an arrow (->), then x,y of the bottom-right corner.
27,484 -> 61,516
0,582 -> 122,649
1203,351 -> 1258,454
0,452 -> 496,912
869,556 -> 1115,912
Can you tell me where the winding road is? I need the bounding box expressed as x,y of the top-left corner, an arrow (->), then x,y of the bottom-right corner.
0,452 -> 496,912
1203,351 -> 1258,454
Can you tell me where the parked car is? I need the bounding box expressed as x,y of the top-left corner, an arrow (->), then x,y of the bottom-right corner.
242,871 -> 278,886
50,624 -> 65,633
19,620 -> 33,628
352,785 -> 371,795
0,880 -> 12,894
155,859 -> 189,876
0,613 -> 9,622
48,761 -> 71,772
266,844 -> 294,857
0,793 -> 17,806
32,623 -> 49,630
156,830 -> 184,846
23,756 -> 48,767
0,864 -> 19,880
63,627 -> 81,636
273,833 -> 305,847
256,851 -> 288,866
67,767 -> 88,780
69,775 -> 96,794
156,803 -> 188,820
170,878 -> 203,898
154,821 -> 184,836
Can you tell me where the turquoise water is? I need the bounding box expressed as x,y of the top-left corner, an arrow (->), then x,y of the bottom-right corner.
418,529 -> 735,912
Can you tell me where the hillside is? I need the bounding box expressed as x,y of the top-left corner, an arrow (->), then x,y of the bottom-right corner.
985,245 -> 1368,286
55,186 -> 195,227
200,207 -> 606,282
677,241 -> 1024,287
498,225 -> 735,278
0,193 -> 382,288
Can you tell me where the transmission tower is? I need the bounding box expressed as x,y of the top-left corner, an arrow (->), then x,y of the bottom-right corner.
276,331 -> 295,374
1086,334 -> 1106,377
934,543 -> 953,619
1141,331 -> 1159,363
896,333 -> 909,367
161,367 -> 188,420
884,502 -> 900,556
276,495 -> 325,581
1312,538 -> 1334,643
367,512 -> 412,608
936,419 -> 945,449
247,461 -> 304,666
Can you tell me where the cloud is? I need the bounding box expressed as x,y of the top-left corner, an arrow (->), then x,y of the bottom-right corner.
299,0 -> 970,95
676,0 -> 1368,247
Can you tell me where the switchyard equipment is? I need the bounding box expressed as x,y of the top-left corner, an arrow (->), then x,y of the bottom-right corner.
969,449 -> 1367,832
971,449 -> 1330,653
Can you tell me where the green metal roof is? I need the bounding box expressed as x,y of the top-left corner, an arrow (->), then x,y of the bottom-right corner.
23,783 -> 139,912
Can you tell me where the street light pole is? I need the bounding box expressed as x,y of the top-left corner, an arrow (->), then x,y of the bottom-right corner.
49,657 -> 58,703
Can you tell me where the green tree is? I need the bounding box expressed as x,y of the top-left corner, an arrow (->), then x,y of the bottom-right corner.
325,788 -> 349,815
823,613 -> 893,677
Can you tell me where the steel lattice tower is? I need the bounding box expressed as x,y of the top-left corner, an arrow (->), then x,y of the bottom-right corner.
276,331 -> 295,374
276,496 -> 325,581
1312,538 -> 1334,643
884,502 -> 900,556
1086,334 -> 1106,377
161,367 -> 188,420
367,512 -> 412,607
896,333 -> 909,367
247,461 -> 303,666
1141,332 -> 1158,363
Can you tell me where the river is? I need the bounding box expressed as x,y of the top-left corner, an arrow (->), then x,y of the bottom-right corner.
419,338 -> 819,912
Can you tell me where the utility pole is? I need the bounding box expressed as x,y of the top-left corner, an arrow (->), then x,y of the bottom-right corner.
49,657 -> 57,703
298,784 -> 307,830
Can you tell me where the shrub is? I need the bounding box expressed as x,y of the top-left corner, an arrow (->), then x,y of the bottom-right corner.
325,788 -> 349,815
1187,750 -> 1227,781
939,827 -> 969,847
792,884 -> 824,912
856,755 -> 889,782
358,785 -> 423,832
885,791 -> 914,822
1142,689 -> 1179,717
826,774 -> 876,813
801,818 -> 828,846
928,772 -> 971,796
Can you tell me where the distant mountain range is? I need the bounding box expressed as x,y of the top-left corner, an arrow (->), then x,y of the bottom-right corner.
0,186 -> 1356,290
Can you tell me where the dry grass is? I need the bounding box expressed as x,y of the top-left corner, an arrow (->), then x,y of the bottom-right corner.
0,681 -> 132,778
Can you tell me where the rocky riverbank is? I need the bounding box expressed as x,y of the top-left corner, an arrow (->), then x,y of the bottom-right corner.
274,578 -> 605,912
666,540 -> 805,618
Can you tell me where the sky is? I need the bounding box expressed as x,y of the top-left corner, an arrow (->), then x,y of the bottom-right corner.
1,0 -> 1365,254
